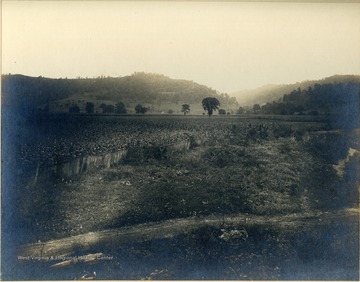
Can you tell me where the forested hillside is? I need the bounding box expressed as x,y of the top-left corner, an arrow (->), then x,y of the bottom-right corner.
1,73 -> 238,115
261,83 -> 360,115
245,80 -> 360,129
233,75 -> 360,106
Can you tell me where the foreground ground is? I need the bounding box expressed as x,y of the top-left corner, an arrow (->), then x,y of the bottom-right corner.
13,208 -> 359,280
2,115 -> 359,280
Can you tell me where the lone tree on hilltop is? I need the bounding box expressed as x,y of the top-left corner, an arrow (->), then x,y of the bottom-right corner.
135,104 -> 148,114
202,97 -> 220,117
181,104 -> 190,115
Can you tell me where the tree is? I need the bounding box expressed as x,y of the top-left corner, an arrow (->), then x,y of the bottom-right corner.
85,102 -> 94,113
69,104 -> 80,113
135,104 -> 148,114
237,107 -> 245,114
105,105 -> 115,113
100,104 -> 115,114
253,104 -> 261,113
202,97 -> 220,117
115,102 -> 127,114
218,109 -> 226,115
181,104 -> 190,115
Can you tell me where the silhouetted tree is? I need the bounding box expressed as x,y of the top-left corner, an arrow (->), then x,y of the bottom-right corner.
202,97 -> 220,117
237,107 -> 245,114
135,104 -> 148,114
253,104 -> 261,113
85,102 -> 94,113
100,104 -> 115,114
69,104 -> 80,113
115,102 -> 127,114
218,109 -> 226,115
181,104 -> 190,115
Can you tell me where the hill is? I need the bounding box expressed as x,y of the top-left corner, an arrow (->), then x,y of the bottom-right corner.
1,73 -> 238,115
232,75 -> 360,107
247,77 -> 360,129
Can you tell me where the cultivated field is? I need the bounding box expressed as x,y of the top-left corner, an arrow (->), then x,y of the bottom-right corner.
2,114 -> 359,280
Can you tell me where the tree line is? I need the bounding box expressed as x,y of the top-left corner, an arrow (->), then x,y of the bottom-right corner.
69,102 -> 148,114
67,97 -> 223,117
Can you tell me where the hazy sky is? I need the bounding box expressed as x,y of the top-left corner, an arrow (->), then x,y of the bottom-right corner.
2,1 -> 360,93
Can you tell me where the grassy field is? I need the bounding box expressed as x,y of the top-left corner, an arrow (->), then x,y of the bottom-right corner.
2,114 -> 359,280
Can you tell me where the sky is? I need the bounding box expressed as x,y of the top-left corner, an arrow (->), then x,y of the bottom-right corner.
2,1 -> 360,93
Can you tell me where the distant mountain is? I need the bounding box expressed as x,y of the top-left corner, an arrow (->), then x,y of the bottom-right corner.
1,72 -> 238,115
232,75 -> 360,107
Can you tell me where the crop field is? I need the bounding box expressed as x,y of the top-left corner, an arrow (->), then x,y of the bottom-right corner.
2,114 -> 359,280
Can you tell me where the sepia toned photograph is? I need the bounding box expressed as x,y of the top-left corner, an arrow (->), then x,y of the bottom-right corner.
1,1 -> 359,280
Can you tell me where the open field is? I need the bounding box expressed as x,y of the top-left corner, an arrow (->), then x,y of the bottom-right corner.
2,114 -> 359,280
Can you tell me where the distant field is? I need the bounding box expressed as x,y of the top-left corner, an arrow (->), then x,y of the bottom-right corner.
5,114 -> 328,165
2,114 -> 359,280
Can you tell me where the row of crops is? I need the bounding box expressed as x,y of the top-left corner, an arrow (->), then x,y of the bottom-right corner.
11,115 -> 324,167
